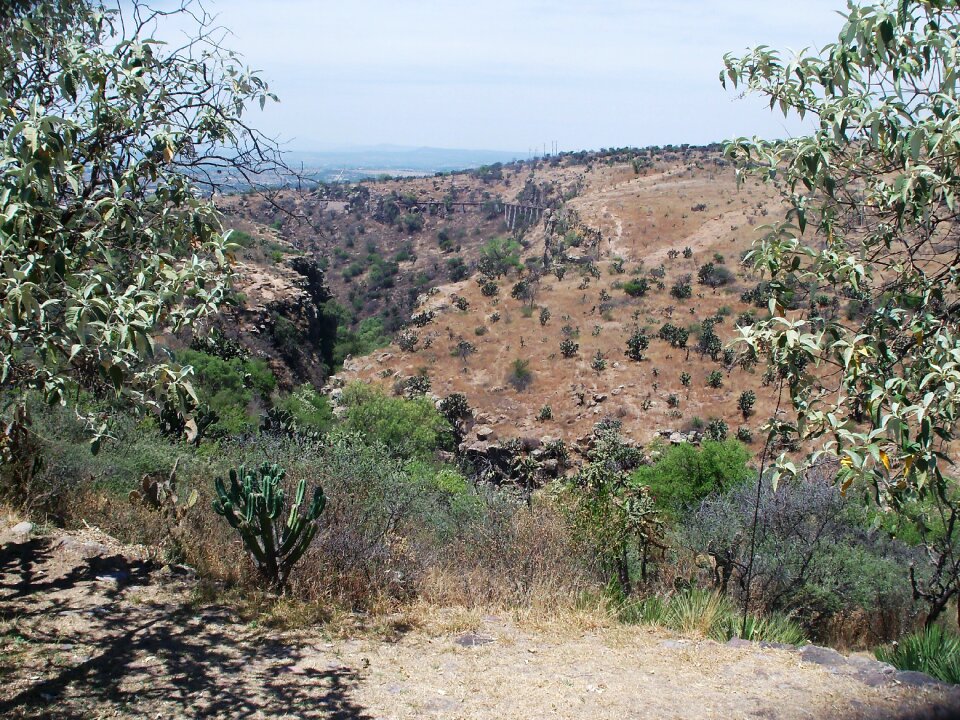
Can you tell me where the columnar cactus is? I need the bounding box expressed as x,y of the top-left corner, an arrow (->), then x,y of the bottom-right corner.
212,463 -> 325,591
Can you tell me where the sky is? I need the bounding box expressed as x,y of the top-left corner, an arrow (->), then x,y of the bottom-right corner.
154,0 -> 849,153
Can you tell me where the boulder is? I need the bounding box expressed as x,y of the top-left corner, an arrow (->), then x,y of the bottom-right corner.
475,425 -> 495,441
10,521 -> 33,538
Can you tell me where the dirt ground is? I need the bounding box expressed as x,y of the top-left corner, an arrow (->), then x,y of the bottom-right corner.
2,524 -> 959,720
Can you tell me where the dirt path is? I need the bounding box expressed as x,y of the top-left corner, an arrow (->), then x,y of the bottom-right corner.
2,526 -> 959,720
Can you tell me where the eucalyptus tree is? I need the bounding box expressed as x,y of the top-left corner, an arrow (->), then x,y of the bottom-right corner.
0,1 -> 281,455
723,0 -> 960,623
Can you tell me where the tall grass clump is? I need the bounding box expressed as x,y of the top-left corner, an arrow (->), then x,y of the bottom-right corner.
876,627 -> 960,684
619,589 -> 806,645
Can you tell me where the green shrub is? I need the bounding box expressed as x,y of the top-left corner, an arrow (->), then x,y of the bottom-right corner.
876,627 -> 960,684
670,275 -> 692,300
275,385 -> 334,434
478,236 -> 523,277
707,370 -> 723,388
332,316 -> 390,368
620,589 -> 806,645
680,472 -> 920,642
623,278 -> 649,297
176,349 -> 276,436
625,328 -> 649,361
398,212 -> 424,232
340,383 -> 451,459
632,440 -> 750,518
508,358 -> 534,391
705,418 -> 729,441
560,338 -> 579,358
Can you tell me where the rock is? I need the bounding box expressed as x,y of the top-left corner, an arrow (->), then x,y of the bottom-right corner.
454,632 -> 495,647
669,432 -> 687,445
542,459 -> 559,475
10,521 -> 33,537
54,537 -> 110,559
95,570 -> 130,589
474,411 -> 493,424
895,670 -> 943,687
475,425 -> 495,441
519,437 -> 542,452
437,451 -> 456,463
799,645 -> 847,668
460,441 -> 491,455
593,393 -> 607,403
660,640 -> 691,649
726,638 -> 754,649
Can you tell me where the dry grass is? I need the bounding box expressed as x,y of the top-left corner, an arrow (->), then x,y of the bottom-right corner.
337,152 -> 791,451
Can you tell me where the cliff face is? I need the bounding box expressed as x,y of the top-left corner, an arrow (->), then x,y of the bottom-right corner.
215,255 -> 339,389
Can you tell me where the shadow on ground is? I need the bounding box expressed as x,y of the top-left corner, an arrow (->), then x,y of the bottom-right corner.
0,536 -> 372,719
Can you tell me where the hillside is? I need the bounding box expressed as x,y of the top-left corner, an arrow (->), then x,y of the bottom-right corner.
220,147 -> 792,454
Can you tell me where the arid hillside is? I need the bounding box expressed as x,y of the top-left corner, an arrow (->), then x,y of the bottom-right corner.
241,147 -> 794,452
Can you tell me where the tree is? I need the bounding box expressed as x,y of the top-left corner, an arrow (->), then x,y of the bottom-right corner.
633,439 -> 750,519
722,0 -> 960,624
566,429 -> 663,595
0,1 -> 281,454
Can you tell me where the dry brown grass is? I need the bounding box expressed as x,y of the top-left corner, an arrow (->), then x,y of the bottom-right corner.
337,152 -> 792,452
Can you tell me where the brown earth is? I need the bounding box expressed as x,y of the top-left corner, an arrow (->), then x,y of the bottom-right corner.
332,152 -> 790,449
3,523 -> 959,720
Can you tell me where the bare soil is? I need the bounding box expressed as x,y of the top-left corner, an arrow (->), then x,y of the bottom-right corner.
3,524 -> 959,720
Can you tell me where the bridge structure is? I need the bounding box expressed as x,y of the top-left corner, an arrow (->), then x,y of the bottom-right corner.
419,200 -> 546,230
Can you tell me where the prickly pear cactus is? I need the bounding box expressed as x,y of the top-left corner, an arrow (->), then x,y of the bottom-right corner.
212,463 -> 325,591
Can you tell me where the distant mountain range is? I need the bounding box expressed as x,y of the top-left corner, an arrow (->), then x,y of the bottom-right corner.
283,145 -> 526,181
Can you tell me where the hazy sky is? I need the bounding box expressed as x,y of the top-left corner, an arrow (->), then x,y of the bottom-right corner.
164,0 -> 848,152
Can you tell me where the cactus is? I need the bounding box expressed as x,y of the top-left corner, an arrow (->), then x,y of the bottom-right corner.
212,463 -> 325,591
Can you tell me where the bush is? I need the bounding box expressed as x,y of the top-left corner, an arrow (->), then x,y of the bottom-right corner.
478,236 -> 523,277
398,212 -> 424,233
679,471 -> 920,643
176,349 -> 276,436
274,385 -> 334,434
623,278 -> 649,297
876,627 -> 960,684
670,276 -> 692,300
396,329 -> 419,352
707,370 -> 724,389
479,279 -> 499,296
705,418 -> 728,441
447,257 -> 469,281
697,262 -> 735,288
538,405 -> 553,421
625,328 -> 650,361
632,440 -> 750,518
591,350 -> 607,373
560,338 -> 579,358
619,589 -> 806,645
738,390 -> 756,419
340,383 -> 451,459
539,306 -> 551,326
508,358 -> 534,391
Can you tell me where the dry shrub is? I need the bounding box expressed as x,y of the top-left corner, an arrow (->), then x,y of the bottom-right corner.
419,494 -> 600,611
